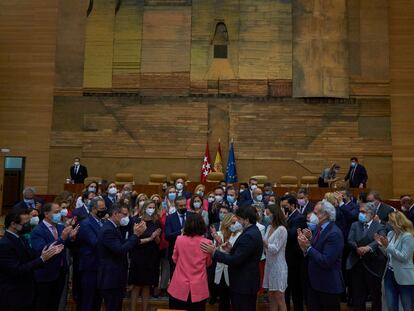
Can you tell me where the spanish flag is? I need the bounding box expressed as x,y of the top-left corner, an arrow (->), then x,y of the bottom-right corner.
214,139 -> 223,173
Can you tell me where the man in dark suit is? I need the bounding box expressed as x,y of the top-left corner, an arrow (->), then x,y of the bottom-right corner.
401,195 -> 414,224
13,186 -> 44,210
367,190 -> 395,222
0,209 -> 64,311
72,191 -> 94,223
70,157 -> 88,184
103,182 -> 118,210
298,200 -> 345,311
165,196 -> 189,275
281,195 -> 307,311
77,197 -> 107,311
238,178 -> 258,207
174,177 -> 192,199
31,202 -> 79,311
201,205 -> 263,311
344,157 -> 368,188
97,203 -> 146,311
346,202 -> 387,311
297,188 -> 315,216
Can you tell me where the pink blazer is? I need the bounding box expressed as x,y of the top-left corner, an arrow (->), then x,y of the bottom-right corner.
168,235 -> 212,302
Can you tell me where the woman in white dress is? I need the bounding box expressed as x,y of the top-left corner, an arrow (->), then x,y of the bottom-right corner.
263,204 -> 288,311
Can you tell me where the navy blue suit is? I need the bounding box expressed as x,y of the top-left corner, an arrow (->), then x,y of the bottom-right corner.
97,220 -> 139,311
165,212 -> 187,275
214,224 -> 263,311
72,205 -> 90,223
344,164 -> 368,188
405,206 -> 414,225
103,195 -> 117,210
306,222 -> 344,311
238,190 -> 253,207
13,197 -> 44,210
177,189 -> 192,200
31,221 -> 71,311
339,201 -> 359,239
0,231 -> 44,311
78,216 -> 103,311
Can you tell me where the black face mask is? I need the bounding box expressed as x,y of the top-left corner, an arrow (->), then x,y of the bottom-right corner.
96,210 -> 107,219
178,208 -> 187,215
18,223 -> 32,235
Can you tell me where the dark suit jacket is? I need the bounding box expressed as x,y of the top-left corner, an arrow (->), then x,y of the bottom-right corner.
103,194 -> 117,210
78,216 -> 102,272
286,209 -> 307,265
0,231 -> 44,310
72,205 -> 90,223
213,224 -> 263,295
13,197 -> 44,210
97,220 -> 139,290
300,201 -> 315,216
165,212 -> 187,256
344,164 -> 368,188
405,206 -> 414,225
376,202 -> 394,222
307,222 -> 344,294
177,189 -> 192,200
346,220 -> 387,278
31,221 -> 70,282
339,201 -> 359,239
238,190 -> 253,207
70,164 -> 88,184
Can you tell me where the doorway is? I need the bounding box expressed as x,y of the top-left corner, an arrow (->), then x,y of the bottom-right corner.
2,157 -> 25,213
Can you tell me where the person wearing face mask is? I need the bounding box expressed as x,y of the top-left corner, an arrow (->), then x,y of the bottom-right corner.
279,195 -> 306,311
346,202 -> 387,311
0,209 -> 65,311
70,157 -> 88,184
252,187 -> 264,205
165,196 -> 189,276
263,182 -> 275,202
103,182 -> 119,210
190,194 -> 209,227
14,186 -> 44,210
72,191 -> 94,223
201,205 -> 264,311
400,194 -> 414,224
263,204 -> 288,311
75,181 -> 99,209
187,184 -> 208,211
225,186 -> 238,211
208,186 -> 226,225
129,200 -> 162,311
97,203 -> 147,311
77,198 -> 107,311
344,157 -> 368,189
239,178 -> 258,207
297,188 -> 314,216
164,185 -> 177,215
31,203 -> 79,311
318,163 -> 341,188
297,200 -> 345,311
175,177 -> 192,200
133,193 -> 149,216
367,190 -> 395,224
213,213 -> 242,311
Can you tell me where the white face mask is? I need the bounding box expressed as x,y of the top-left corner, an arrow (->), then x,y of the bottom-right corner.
169,207 -> 177,214
229,221 -> 243,232
120,216 -> 130,226
60,208 -> 68,217
74,161 -> 80,166
208,197 -> 215,203
146,208 -> 155,216
193,202 -> 202,209
30,216 -> 39,226
108,187 -> 117,195
250,184 -> 258,191
139,201 -> 145,208
309,213 -> 319,225
176,182 -> 184,190
215,195 -> 223,202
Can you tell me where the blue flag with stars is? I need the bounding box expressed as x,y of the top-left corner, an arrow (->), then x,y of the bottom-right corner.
225,141 -> 238,183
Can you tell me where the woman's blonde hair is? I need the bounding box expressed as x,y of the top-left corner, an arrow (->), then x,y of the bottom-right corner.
388,211 -> 414,235
194,184 -> 206,195
324,192 -> 338,206
220,213 -> 236,242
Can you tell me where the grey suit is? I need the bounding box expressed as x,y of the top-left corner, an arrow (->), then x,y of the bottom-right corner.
385,231 -> 414,285
347,220 -> 387,311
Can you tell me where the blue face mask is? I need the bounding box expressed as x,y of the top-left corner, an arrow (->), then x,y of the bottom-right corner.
264,215 -> 272,224
255,195 -> 263,202
219,212 -> 225,222
307,222 -> 317,231
24,199 -> 34,205
168,192 -> 176,201
227,195 -> 235,204
358,212 -> 367,223
88,187 -> 96,193
351,162 -> 357,168
51,212 -> 62,224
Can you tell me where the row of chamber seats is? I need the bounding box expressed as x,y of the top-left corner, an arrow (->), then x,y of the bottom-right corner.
83,173 -> 324,188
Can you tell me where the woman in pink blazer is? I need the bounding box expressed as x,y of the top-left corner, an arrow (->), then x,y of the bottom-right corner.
168,213 -> 212,311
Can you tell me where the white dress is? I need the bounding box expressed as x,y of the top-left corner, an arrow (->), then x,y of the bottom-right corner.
263,225 -> 288,291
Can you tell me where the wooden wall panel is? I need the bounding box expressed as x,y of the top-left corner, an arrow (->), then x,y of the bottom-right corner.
83,0 -> 116,89
112,0 -> 144,89
390,0 -> 414,196
293,0 -> 349,98
0,0 -> 58,193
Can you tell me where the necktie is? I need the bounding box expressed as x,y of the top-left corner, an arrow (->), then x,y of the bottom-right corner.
76,165 -> 79,174
51,225 -> 58,240
351,167 -> 356,181
313,226 -> 322,244
363,223 -> 369,233
179,214 -> 185,227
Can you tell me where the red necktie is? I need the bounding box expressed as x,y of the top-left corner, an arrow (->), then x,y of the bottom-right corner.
313,226 -> 321,244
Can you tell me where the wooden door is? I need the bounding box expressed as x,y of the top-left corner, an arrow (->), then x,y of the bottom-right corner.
0,155 -> 4,215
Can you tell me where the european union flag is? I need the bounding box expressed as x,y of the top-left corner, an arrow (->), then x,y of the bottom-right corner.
225,141 -> 238,183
